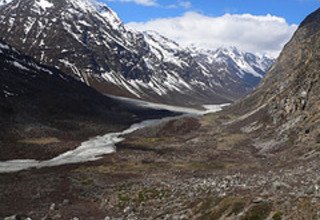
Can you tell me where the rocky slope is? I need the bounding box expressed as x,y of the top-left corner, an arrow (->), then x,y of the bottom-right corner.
224,7 -> 320,159
0,0 -> 274,107
0,40 -> 173,160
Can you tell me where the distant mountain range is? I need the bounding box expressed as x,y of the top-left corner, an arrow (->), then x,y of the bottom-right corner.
0,0 -> 274,107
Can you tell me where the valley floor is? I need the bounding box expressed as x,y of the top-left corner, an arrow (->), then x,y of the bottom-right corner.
0,99 -> 227,173
1,108 -> 320,220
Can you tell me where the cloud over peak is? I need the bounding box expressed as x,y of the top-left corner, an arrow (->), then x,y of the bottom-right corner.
127,12 -> 298,56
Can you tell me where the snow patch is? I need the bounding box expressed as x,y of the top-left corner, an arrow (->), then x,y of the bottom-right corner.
12,61 -> 30,71
0,0 -> 13,6
36,0 -> 53,11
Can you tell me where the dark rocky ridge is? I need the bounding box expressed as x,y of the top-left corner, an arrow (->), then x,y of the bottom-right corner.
0,40 -> 173,160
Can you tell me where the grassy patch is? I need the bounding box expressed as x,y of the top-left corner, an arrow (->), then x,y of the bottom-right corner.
117,194 -> 130,208
174,162 -> 224,171
74,162 -> 175,174
316,134 -> 320,144
202,113 -> 219,125
18,137 -> 60,145
195,196 -> 222,219
74,176 -> 94,186
128,137 -> 169,147
137,188 -> 170,202
229,199 -> 247,216
74,161 -> 224,175
202,113 -> 235,125
217,133 -> 248,150
117,187 -> 170,208
195,197 -> 247,220
240,202 -> 272,220
287,135 -> 296,146
139,138 -> 167,143
74,163 -> 150,174
272,211 -> 283,220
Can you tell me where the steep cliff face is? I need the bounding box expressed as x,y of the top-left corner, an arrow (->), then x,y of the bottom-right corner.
225,8 -> 320,157
0,0 -> 273,106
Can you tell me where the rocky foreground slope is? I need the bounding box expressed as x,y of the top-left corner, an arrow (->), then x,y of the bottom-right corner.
0,0 -> 274,106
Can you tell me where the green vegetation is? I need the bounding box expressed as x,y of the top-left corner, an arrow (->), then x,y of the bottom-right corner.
272,211 -> 283,220
174,162 -> 224,171
76,176 -> 94,186
217,133 -> 248,150
287,136 -> 295,146
316,134 -> 320,143
117,187 -> 170,207
18,137 -> 60,145
74,160 -> 225,176
229,200 -> 247,216
202,113 -> 219,124
195,197 -> 247,220
196,196 -> 222,220
137,188 -> 169,203
240,202 -> 272,220
130,137 -> 168,147
118,193 -> 130,206
139,137 -> 167,143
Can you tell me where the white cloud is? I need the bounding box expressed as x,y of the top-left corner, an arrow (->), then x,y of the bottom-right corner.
107,0 -> 192,9
178,1 -> 191,9
107,0 -> 158,7
127,12 -> 298,56
167,1 -> 192,9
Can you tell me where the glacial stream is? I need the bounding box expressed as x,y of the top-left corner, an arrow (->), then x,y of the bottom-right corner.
0,99 -> 229,173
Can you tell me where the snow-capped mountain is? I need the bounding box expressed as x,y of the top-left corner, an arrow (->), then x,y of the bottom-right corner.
0,0 -> 274,106
189,46 -> 275,92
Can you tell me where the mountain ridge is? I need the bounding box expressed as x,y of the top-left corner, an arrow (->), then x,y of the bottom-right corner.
0,0 -> 274,107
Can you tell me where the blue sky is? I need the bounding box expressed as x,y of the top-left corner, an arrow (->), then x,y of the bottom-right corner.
104,0 -> 319,25
104,0 -> 319,56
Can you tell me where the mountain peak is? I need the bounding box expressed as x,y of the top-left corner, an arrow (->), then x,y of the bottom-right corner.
188,45 -> 274,81
299,7 -> 320,29
66,0 -> 105,12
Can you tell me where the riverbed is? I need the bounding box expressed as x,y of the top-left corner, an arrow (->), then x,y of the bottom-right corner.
0,98 -> 229,173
